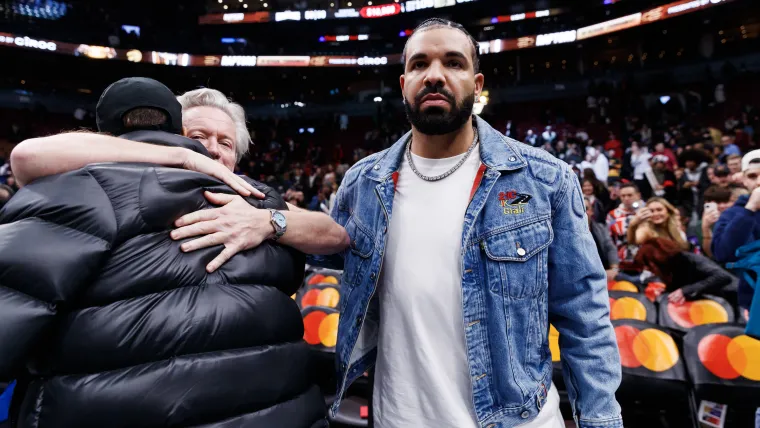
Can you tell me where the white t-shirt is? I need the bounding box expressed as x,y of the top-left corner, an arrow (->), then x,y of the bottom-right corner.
373,143 -> 562,428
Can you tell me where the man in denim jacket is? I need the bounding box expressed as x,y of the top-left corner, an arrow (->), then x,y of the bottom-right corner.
320,19 -> 622,428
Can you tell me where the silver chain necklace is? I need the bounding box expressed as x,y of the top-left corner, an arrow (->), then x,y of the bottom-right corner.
405,128 -> 479,182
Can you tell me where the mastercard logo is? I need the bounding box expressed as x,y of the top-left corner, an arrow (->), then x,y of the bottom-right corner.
609,281 -> 638,293
300,286 -> 340,309
609,297 -> 648,321
666,299 -> 728,329
307,274 -> 339,286
697,334 -> 760,381
615,325 -> 680,372
549,324 -> 560,362
302,308 -> 339,348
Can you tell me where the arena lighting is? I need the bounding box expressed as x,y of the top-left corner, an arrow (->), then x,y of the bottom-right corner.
0,35 -> 56,51
304,9 -> 327,20
126,49 -> 142,62
374,96 -> 382,102
490,9 -> 552,24
360,4 -> 400,18
660,95 -> 671,104
220,55 -> 257,66
275,11 -> 301,21
576,12 -> 642,40
535,30 -> 577,46
76,44 -> 116,59
668,0 -> 723,14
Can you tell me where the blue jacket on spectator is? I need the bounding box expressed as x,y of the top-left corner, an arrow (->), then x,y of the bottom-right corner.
711,194 -> 759,311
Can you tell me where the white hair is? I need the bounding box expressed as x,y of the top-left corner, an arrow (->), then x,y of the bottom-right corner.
177,88 -> 251,162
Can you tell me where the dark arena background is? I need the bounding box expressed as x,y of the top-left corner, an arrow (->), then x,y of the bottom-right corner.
1,0 -> 760,427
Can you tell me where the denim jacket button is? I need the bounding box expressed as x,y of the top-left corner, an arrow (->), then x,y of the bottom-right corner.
517,248 -> 526,256
509,156 -> 517,162
374,165 -> 380,170
520,411 -> 530,419
355,316 -> 362,326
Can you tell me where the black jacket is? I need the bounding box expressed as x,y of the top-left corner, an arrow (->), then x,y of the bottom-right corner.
0,132 -> 326,428
670,252 -> 738,299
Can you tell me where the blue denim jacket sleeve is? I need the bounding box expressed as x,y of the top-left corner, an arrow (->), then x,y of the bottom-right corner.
548,168 -> 623,428
305,167 -> 355,270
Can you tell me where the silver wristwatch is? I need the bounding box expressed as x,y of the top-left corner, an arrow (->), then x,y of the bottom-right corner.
268,209 -> 287,241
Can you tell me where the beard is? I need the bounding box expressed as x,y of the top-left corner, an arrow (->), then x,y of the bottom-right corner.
404,86 -> 475,136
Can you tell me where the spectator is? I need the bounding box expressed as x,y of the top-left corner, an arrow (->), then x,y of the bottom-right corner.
712,165 -> 732,188
525,129 -> 538,146
583,179 -> 606,223
635,237 -> 737,305
607,183 -> 646,261
628,197 -> 689,250
721,133 -> 741,157
581,146 -> 609,184
679,149 -> 711,220
701,186 -> 734,258
651,155 -> 678,202
727,153 -> 744,184
712,149 -> 760,322
640,124 -> 652,145
653,141 -> 678,171
586,197 -> 620,282
583,168 -> 612,212
630,141 -> 653,200
604,132 -> 623,160
541,125 -> 556,144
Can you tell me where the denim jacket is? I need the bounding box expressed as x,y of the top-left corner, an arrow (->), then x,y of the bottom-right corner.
315,116 -> 622,428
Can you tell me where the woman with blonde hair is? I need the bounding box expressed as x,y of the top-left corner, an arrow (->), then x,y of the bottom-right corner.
627,196 -> 689,250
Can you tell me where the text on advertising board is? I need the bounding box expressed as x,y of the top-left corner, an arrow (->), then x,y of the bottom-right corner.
535,30 -> 577,46
360,4 -> 401,18
0,35 -> 56,51
221,56 -> 257,66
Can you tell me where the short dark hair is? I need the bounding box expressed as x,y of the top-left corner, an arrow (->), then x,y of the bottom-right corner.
122,107 -> 168,130
704,186 -> 732,203
727,154 -> 742,162
620,183 -> 641,193
402,18 -> 480,73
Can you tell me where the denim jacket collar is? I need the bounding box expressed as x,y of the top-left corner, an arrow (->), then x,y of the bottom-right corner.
363,115 -> 528,182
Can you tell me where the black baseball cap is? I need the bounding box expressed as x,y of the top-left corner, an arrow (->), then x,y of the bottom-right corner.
96,77 -> 182,136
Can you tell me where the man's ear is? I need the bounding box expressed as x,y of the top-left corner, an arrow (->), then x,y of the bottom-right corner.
474,73 -> 485,99
400,74 -> 405,93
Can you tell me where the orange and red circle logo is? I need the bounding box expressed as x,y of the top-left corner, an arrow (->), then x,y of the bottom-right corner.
303,310 -> 339,348
300,287 -> 340,309
667,299 -> 728,329
615,325 -> 680,372
697,334 -> 760,380
609,297 -> 648,321
609,281 -> 638,293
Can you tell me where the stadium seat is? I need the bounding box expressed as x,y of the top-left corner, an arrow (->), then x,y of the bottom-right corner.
608,290 -> 657,323
611,320 -> 689,399
657,294 -> 734,332
608,280 -> 639,293
683,324 -> 760,426
683,324 -> 760,405
302,306 -> 340,350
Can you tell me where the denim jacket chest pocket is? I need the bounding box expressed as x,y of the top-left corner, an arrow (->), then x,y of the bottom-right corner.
344,215 -> 375,291
481,217 -> 554,299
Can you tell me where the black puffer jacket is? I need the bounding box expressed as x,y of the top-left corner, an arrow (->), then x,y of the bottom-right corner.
0,132 -> 326,428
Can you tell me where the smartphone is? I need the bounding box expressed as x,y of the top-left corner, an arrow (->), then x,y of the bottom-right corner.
704,202 -> 718,212
632,202 -> 641,210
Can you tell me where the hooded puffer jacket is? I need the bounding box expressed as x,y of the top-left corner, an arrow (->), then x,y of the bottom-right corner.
0,132 -> 327,428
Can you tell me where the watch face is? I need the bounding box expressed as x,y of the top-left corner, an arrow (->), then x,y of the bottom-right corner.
273,212 -> 287,228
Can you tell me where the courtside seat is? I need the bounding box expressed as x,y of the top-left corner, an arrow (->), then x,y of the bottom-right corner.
657,294 -> 734,333
612,320 -> 689,400
683,324 -> 760,406
608,291 -> 657,323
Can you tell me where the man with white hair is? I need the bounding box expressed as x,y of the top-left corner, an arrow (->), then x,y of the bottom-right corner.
11,83 -> 349,270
